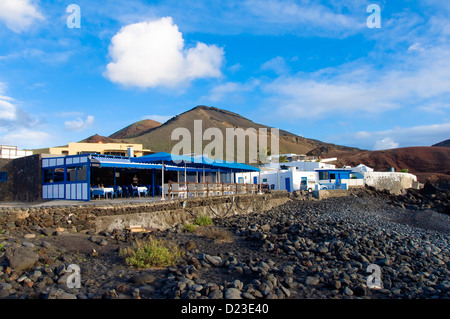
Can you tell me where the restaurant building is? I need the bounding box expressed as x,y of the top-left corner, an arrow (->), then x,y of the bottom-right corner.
41,152 -> 260,201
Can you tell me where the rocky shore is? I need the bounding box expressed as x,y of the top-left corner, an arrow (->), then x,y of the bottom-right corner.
0,188 -> 449,299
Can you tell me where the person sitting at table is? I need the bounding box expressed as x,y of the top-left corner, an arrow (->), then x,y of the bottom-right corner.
132,175 -> 138,186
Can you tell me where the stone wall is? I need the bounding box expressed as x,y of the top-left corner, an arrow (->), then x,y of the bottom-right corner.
0,191 -> 290,233
313,189 -> 349,200
0,159 -> 14,201
0,155 -> 42,202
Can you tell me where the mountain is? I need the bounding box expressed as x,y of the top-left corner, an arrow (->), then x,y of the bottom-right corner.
122,105 -> 360,159
432,139 -> 450,148
80,134 -> 118,144
327,146 -> 450,183
77,105 -> 449,184
109,119 -> 162,139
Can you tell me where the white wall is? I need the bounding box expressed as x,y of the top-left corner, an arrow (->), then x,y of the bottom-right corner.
0,147 -> 32,159
364,171 -> 417,194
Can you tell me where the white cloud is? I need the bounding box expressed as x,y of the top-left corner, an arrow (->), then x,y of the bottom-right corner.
0,128 -> 50,149
65,115 -> 95,131
351,123 -> 450,150
261,56 -> 290,75
203,80 -> 260,102
96,0 -> 364,38
243,0 -> 363,36
0,84 -> 51,148
373,137 -> 399,151
0,97 -> 17,120
0,0 -> 44,33
265,45 -> 450,119
104,17 -> 224,88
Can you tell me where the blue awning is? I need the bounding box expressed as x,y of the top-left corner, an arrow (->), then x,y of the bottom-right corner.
132,152 -> 260,172
91,156 -> 162,170
91,155 -> 215,172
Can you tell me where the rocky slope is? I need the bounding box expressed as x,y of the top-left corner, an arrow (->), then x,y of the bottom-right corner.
109,119 -> 162,139
432,139 -> 450,148
0,188 -> 449,300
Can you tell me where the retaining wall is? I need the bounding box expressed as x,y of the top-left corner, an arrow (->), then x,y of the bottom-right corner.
0,155 -> 42,202
0,191 -> 290,233
313,189 -> 349,200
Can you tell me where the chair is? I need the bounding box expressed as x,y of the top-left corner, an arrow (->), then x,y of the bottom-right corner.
237,184 -> 246,195
197,183 -> 207,197
127,185 -> 137,198
146,185 -> 153,197
187,183 -> 197,197
114,185 -> 122,198
211,183 -> 222,196
121,185 -> 129,198
170,183 -> 186,199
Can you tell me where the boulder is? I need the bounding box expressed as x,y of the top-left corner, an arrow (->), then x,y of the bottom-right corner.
5,246 -> 39,272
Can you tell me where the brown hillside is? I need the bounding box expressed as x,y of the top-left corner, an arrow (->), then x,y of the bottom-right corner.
328,146 -> 450,183
80,134 -> 117,144
125,105 -> 360,161
110,119 -> 162,139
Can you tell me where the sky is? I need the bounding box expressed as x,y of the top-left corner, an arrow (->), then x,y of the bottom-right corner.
0,0 -> 449,151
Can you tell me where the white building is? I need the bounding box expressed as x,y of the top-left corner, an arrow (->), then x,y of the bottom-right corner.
236,166 -> 320,192
0,145 -> 33,159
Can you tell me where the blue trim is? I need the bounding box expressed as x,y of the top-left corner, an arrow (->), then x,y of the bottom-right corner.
0,171 -> 7,182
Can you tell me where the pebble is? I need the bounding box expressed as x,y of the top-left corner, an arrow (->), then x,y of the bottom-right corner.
225,288 -> 242,299
1,189 -> 449,300
305,276 -> 320,286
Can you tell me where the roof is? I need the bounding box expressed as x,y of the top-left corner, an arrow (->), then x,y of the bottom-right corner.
132,152 -> 260,172
91,154 -> 215,172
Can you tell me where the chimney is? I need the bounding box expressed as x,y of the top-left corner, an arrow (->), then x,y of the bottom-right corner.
127,147 -> 134,157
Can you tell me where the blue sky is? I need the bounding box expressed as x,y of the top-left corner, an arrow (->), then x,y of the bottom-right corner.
0,0 -> 449,151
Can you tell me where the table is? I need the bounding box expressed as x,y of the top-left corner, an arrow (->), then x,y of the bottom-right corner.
133,186 -> 148,197
91,187 -> 114,199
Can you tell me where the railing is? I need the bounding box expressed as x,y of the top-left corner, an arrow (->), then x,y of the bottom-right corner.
168,181 -> 269,199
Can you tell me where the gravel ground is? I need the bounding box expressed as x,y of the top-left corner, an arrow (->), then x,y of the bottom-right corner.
0,191 -> 449,299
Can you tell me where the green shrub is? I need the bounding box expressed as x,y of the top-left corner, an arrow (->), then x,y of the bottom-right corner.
183,223 -> 197,233
400,169 -> 409,173
194,214 -> 213,227
119,237 -> 184,269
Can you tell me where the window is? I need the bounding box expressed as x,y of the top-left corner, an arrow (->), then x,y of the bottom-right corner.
67,167 -> 76,182
319,171 -> 329,180
43,168 -> 64,183
330,173 -> 336,180
262,178 -> 268,183
77,165 -> 87,181
67,165 -> 87,182
0,171 -> 7,182
43,169 -> 55,183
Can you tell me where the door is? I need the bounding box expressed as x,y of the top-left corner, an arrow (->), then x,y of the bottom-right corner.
285,177 -> 291,192
300,177 -> 307,190
253,176 -> 258,184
